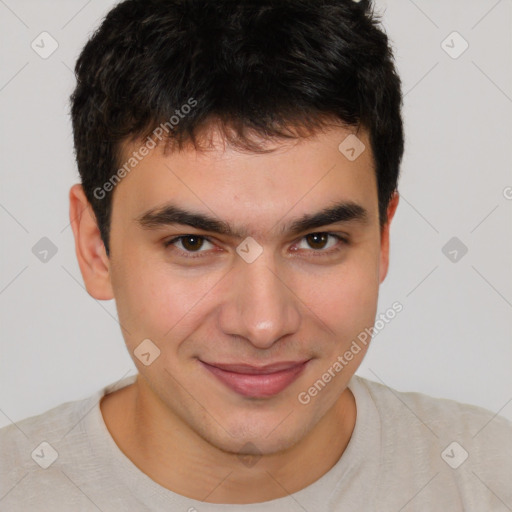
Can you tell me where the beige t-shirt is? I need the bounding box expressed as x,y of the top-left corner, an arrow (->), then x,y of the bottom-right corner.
1,374 -> 511,511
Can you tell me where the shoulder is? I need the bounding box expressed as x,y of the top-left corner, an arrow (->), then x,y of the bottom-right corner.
354,375 -> 512,442
0,393 -> 96,473
0,376 -> 136,511
0,396 -> 89,460
0,396 -> 90,509
350,375 -> 512,509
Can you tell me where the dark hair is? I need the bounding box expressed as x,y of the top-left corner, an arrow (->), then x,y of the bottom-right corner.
71,0 -> 404,257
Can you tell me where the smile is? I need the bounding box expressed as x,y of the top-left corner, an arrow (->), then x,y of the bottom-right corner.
199,360 -> 310,398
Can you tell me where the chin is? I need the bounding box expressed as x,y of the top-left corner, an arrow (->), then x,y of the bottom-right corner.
195,412 -> 311,457
215,431 -> 302,458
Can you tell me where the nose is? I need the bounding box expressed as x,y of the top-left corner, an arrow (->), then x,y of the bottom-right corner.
217,251 -> 302,350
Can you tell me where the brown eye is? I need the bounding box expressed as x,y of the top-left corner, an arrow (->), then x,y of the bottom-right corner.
305,233 -> 329,250
180,235 -> 204,251
294,232 -> 348,256
164,235 -> 215,256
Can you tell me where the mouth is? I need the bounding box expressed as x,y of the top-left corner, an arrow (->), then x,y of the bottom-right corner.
199,359 -> 311,398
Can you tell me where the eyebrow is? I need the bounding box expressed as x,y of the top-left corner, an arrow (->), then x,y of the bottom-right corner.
136,200 -> 369,239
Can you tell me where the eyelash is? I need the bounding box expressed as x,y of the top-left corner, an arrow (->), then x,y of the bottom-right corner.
163,232 -> 349,259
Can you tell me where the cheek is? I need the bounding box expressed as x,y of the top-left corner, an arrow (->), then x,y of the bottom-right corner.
303,256 -> 380,338
111,256 -> 222,345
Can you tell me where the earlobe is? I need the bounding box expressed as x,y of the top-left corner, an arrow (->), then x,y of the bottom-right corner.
378,191 -> 399,284
69,183 -> 114,300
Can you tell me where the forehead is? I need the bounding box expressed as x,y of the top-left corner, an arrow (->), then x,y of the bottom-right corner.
112,123 -> 378,237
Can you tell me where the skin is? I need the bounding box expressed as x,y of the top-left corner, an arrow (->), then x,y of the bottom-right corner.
69,122 -> 399,504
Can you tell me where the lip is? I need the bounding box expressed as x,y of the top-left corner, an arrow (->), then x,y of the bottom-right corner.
199,359 -> 310,398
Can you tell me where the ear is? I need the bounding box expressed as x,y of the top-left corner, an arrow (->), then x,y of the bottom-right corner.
69,184 -> 114,300
378,190 -> 399,284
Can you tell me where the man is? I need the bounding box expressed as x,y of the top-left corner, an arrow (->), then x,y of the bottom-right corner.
1,0 -> 510,510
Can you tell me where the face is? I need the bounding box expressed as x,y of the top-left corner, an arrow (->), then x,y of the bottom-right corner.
73,123 -> 397,455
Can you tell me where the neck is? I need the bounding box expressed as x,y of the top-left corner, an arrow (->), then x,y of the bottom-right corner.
100,375 -> 357,504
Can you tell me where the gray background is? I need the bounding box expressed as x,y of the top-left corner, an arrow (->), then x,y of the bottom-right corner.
0,0 -> 511,427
